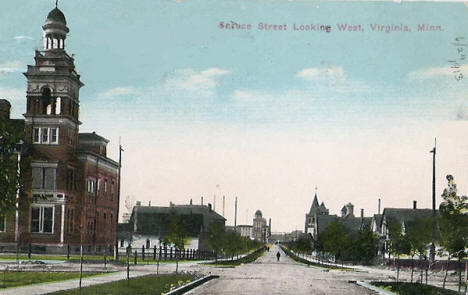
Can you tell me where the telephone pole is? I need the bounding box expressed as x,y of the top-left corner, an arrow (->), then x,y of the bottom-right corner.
430,138 -> 436,261
114,140 -> 124,260
234,197 -> 238,231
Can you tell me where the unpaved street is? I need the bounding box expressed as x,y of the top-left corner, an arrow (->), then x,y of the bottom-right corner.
186,245 -> 378,295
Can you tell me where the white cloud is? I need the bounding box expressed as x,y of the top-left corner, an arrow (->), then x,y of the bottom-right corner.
162,67 -> 230,97
407,64 -> 468,81
0,86 -> 24,102
97,87 -> 138,100
0,61 -> 24,75
13,35 -> 33,40
296,64 -> 345,81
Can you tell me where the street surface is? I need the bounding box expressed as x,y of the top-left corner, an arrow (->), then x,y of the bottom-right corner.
186,245 -> 378,295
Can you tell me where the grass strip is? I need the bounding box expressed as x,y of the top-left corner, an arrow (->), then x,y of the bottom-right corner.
0,271 -> 98,289
280,245 -> 351,271
49,274 -> 195,295
371,281 -> 459,295
207,246 -> 267,266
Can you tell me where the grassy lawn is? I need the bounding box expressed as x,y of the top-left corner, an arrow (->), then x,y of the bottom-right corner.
371,282 -> 459,295
0,271 -> 98,289
280,246 -> 352,271
49,274 -> 195,295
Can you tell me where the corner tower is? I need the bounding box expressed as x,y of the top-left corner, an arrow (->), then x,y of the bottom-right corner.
24,7 -> 82,152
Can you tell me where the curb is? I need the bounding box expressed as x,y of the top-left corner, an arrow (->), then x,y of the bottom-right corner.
354,281 -> 397,295
165,275 -> 219,295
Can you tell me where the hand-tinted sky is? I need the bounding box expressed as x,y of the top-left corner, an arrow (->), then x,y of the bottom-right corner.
2,0 -> 468,231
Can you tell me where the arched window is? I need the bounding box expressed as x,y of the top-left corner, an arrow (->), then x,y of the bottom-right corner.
41,87 -> 52,114
56,97 -> 61,114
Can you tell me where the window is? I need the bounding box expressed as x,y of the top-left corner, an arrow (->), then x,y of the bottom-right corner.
33,128 -> 40,143
31,206 -> 54,233
32,167 -> 56,190
51,128 -> 58,144
42,128 -> 49,143
87,179 -> 95,193
97,179 -> 101,194
104,179 -> 108,193
33,127 -> 59,145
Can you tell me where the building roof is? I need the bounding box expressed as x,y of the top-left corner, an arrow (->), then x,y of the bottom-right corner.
382,208 -> 436,228
79,132 -> 109,144
307,193 -> 328,216
132,204 -> 225,221
316,214 -> 372,237
46,8 -> 67,24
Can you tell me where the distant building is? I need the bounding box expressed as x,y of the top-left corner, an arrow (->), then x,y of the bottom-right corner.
252,210 -> 269,242
117,202 -> 225,251
236,225 -> 253,239
304,193 -> 330,238
305,194 -> 371,240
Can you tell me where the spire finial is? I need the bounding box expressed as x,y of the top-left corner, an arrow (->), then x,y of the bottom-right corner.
315,186 -> 318,195
56,0 -> 58,8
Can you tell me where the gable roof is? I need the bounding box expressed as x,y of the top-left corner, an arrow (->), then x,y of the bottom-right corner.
382,208 -> 437,228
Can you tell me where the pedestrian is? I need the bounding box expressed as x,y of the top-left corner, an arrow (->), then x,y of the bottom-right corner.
276,251 -> 280,262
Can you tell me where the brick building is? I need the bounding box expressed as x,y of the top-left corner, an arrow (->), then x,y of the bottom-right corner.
0,7 -> 119,253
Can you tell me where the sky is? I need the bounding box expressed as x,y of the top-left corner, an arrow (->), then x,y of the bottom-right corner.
1,0 -> 468,232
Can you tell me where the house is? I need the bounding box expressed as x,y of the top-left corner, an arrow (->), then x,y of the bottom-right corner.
118,202 -> 225,251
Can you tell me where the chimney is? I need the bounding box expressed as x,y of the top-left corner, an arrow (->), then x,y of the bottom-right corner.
413,200 -> 417,210
378,198 -> 381,215
190,199 -> 192,205
208,203 -> 212,212
148,201 -> 151,206
201,196 -> 203,206
361,208 -> 364,219
136,201 -> 141,206
0,99 -> 11,120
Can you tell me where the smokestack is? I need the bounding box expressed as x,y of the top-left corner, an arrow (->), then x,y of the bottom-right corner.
201,196 -> 203,206
222,195 -> 225,217
190,199 -> 192,205
378,198 -> 381,215
361,208 -> 364,218
413,200 -> 417,210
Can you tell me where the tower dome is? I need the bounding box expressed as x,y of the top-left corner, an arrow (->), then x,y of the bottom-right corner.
42,7 -> 69,50
46,8 -> 67,24
255,210 -> 262,218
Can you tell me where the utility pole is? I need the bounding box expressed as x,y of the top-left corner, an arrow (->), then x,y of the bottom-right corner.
234,197 -> 237,231
114,140 -> 124,260
430,138 -> 437,261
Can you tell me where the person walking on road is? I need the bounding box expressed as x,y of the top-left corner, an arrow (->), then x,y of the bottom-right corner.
276,251 -> 281,262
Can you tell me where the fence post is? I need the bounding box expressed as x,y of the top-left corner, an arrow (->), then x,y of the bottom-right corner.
153,245 -> 156,261
164,246 -> 167,260
28,243 -> 31,259
67,244 -> 70,260
134,250 -> 137,265
142,245 -> 145,261
170,247 -> 173,260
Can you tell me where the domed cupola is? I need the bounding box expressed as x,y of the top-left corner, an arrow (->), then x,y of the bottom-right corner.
42,6 -> 69,50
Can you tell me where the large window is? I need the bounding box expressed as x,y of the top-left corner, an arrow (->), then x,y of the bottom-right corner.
32,167 -> 56,190
31,206 -> 54,233
32,127 -> 59,145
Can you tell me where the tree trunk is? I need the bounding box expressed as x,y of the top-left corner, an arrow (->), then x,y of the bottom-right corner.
419,255 -> 423,284
443,255 -> 450,289
176,257 -> 179,274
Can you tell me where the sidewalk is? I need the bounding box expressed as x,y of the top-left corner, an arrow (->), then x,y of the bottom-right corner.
0,261 -> 203,295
